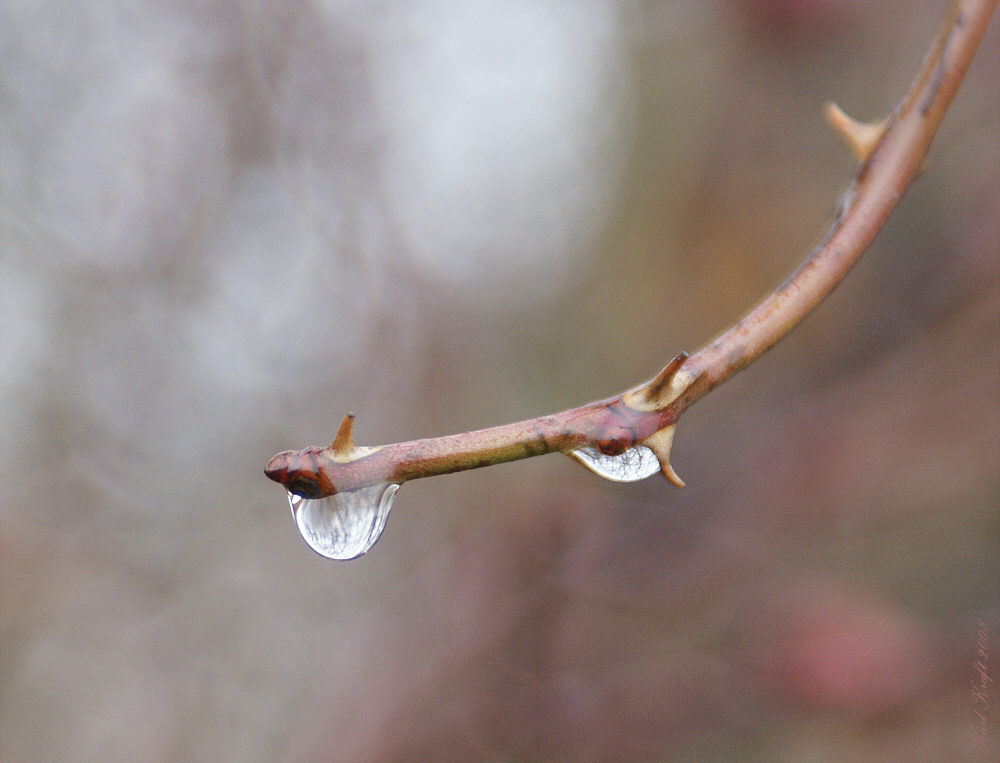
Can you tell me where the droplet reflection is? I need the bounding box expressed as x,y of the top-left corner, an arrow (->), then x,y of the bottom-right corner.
288,482 -> 400,560
570,445 -> 660,482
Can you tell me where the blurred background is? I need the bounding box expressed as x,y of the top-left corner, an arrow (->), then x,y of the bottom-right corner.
1,0 -> 997,760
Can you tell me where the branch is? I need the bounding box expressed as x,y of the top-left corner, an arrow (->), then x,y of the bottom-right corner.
266,0 -> 996,501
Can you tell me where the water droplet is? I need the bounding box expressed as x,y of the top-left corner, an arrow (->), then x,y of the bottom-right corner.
570,445 -> 660,482
288,482 -> 400,560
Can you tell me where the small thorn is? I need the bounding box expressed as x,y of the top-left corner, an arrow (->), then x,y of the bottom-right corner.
331,412 -> 356,457
643,426 -> 685,488
641,352 -> 689,405
624,352 -> 699,413
823,102 -> 888,162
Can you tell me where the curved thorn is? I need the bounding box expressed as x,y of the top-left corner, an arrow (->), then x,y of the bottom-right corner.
823,101 -> 889,162
643,426 -> 685,488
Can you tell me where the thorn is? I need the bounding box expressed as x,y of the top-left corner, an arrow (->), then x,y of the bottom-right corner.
641,352 -> 689,406
643,426 -> 685,488
331,412 -> 356,457
624,352 -> 700,413
823,102 -> 889,162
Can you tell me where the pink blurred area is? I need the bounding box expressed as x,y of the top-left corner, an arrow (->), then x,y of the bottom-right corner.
2,0 -> 997,760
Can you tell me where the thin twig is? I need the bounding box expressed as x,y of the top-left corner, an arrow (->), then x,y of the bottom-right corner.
677,0 -> 997,408
266,0 -> 996,499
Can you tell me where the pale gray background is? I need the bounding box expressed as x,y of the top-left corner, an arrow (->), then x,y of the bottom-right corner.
2,1 -> 998,760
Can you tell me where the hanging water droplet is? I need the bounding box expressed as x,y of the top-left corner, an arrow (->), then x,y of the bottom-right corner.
569,445 -> 660,482
288,482 -> 400,560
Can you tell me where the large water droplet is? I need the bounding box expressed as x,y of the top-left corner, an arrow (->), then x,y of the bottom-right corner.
288,482 -> 400,560
570,445 -> 660,482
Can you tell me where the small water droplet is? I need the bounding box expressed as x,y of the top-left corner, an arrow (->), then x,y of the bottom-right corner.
288,482 -> 399,560
570,445 -> 660,482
